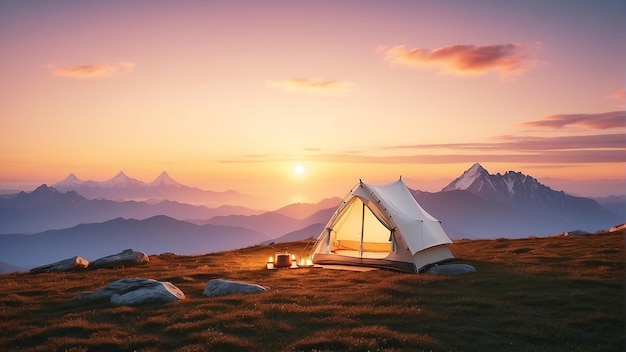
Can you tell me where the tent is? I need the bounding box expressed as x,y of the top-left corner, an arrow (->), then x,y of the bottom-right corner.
311,178 -> 454,273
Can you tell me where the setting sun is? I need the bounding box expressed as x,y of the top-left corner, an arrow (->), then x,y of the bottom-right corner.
293,164 -> 305,176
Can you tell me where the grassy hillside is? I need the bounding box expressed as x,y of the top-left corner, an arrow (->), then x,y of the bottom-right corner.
0,230 -> 623,351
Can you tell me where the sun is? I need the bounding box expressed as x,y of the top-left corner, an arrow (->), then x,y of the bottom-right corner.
293,164 -> 305,176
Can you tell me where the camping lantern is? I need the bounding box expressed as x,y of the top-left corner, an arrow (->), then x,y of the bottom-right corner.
266,256 -> 275,269
290,254 -> 299,268
275,253 -> 291,268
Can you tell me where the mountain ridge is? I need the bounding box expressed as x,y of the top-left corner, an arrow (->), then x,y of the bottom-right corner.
0,215 -> 271,268
0,185 -> 264,234
51,171 -> 263,207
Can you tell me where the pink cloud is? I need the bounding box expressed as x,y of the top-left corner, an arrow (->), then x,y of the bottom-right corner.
522,111 -> 625,130
382,43 -> 539,76
266,78 -> 354,94
49,62 -> 135,79
608,88 -> 625,101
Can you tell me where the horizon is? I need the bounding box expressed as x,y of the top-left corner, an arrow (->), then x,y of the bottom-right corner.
1,163 -> 623,210
1,1 -> 624,207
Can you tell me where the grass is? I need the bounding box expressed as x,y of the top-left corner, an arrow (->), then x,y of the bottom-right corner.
0,230 -> 623,351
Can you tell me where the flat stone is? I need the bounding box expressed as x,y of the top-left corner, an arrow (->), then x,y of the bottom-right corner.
89,249 -> 149,269
427,263 -> 476,275
30,256 -> 89,273
74,278 -> 185,305
203,278 -> 267,297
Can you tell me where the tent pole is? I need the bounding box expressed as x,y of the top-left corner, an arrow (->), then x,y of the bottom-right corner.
360,202 -> 365,258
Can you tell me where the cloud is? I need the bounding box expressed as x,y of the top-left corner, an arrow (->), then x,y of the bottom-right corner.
522,111 -> 625,130
608,88 -> 625,101
49,62 -> 135,79
266,78 -> 354,94
221,133 -> 626,165
382,43 -> 539,76
386,134 -> 625,152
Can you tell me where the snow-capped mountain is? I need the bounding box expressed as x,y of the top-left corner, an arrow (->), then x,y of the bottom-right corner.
443,163 -> 571,207
100,171 -> 145,188
51,171 -> 263,207
52,173 -> 86,188
424,163 -> 622,237
147,171 -> 183,188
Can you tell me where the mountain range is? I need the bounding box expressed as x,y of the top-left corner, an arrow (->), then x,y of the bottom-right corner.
0,163 -> 623,269
0,216 -> 269,268
415,163 -> 622,237
51,171 -> 264,207
0,185 -> 263,234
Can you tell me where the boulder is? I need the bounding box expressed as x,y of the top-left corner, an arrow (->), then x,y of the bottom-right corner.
427,263 -> 476,275
30,256 -> 89,273
74,278 -> 185,305
203,279 -> 267,297
89,249 -> 149,269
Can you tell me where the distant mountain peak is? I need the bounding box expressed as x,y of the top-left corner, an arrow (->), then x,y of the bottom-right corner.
66,173 -> 80,181
54,173 -> 84,187
442,163 -> 491,193
148,171 -> 183,188
442,163 -> 565,205
32,184 -> 56,194
102,171 -> 145,188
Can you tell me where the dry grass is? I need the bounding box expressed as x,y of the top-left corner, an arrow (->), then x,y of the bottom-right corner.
0,230 -> 623,351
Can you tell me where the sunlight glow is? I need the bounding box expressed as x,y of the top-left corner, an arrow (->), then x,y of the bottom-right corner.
293,164 -> 305,176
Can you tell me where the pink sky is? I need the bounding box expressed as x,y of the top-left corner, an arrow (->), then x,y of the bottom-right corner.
1,1 -> 624,207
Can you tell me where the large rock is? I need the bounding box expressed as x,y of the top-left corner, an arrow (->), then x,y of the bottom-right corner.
427,263 -> 476,275
74,278 -> 185,305
203,279 -> 267,297
89,249 -> 149,269
30,256 -> 89,273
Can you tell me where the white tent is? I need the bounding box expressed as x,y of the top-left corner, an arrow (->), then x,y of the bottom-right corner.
311,178 -> 454,273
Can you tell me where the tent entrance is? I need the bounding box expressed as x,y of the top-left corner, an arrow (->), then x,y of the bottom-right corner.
329,198 -> 392,259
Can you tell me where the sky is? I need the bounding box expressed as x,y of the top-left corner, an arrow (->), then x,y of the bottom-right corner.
1,0 -> 624,208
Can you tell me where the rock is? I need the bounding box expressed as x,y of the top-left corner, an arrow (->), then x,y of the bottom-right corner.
203,279 -> 267,297
89,249 -> 149,269
427,263 -> 476,275
30,256 -> 89,273
74,278 -> 185,305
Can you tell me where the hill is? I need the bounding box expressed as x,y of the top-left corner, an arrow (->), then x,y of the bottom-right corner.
0,230 -> 623,351
0,260 -> 24,274
0,185 -> 262,234
272,197 -> 341,219
0,215 -> 270,268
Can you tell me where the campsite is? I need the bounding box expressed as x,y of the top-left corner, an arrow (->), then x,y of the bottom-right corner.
0,229 -> 623,351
